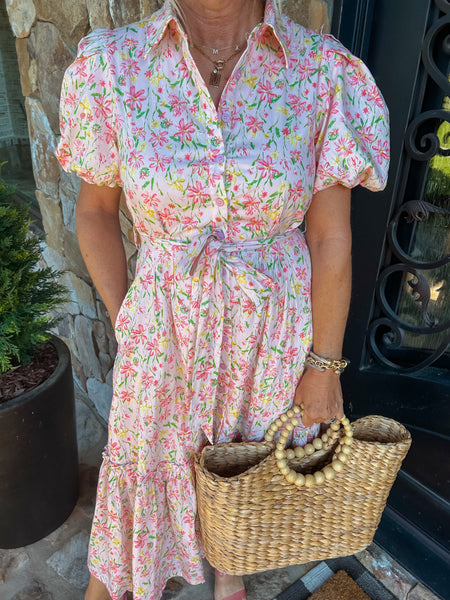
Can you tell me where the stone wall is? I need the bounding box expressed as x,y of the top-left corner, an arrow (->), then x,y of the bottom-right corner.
5,0 -> 332,422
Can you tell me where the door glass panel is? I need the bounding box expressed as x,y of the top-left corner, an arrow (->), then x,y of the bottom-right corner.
397,109 -> 450,352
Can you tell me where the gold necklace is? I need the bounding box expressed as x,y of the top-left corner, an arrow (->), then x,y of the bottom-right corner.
201,42 -> 241,55
191,42 -> 245,87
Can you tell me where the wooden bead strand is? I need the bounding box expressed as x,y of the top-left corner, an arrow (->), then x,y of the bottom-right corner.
264,406 -> 353,487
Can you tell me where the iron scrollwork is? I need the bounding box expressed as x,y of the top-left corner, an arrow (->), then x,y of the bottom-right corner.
367,0 -> 450,373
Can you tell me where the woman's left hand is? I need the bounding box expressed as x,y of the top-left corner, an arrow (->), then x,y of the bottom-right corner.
293,366 -> 344,427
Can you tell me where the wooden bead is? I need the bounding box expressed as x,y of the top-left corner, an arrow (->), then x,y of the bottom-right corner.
275,449 -> 286,459
280,466 -> 290,475
285,449 -> 295,460
304,474 -> 316,487
338,453 -> 348,463
285,422 -> 294,432
323,466 -> 336,481
281,414 -> 288,422
331,459 -> 344,472
264,433 -> 274,441
293,405 -> 301,414
330,422 -> 340,431
294,446 -> 305,458
312,438 -> 323,450
341,417 -> 350,426
275,419 -> 283,428
291,417 -> 300,426
344,437 -> 353,446
314,471 -> 325,484
286,469 -> 297,483
341,445 -> 351,456
277,459 -> 288,469
276,443 -> 285,452
270,423 -> 278,432
345,430 -> 353,438
304,443 -> 315,456
286,409 -> 295,418
344,424 -> 352,431
294,473 -> 306,487
321,434 -> 329,443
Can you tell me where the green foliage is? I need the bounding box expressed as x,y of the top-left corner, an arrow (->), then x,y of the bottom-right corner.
0,170 -> 66,373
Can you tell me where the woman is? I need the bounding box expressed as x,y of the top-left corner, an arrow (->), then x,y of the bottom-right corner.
56,1 -> 389,599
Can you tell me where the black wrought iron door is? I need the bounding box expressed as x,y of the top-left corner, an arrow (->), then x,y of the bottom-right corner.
333,1 -> 450,596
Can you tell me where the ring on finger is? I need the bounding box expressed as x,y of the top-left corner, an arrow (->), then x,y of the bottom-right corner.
326,417 -> 338,424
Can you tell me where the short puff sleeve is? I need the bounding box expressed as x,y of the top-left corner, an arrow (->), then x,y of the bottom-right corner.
313,35 -> 389,194
55,30 -> 121,187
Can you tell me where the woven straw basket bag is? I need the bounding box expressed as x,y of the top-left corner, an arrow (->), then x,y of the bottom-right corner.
194,407 -> 411,575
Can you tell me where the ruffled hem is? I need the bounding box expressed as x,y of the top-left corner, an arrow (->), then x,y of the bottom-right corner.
88,454 -> 206,600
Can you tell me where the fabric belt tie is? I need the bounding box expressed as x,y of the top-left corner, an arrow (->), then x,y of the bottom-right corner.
139,230 -> 296,443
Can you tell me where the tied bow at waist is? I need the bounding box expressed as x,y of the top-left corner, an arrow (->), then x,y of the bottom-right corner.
139,229 -> 299,442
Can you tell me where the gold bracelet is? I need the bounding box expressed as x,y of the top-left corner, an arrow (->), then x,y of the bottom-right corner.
306,350 -> 349,374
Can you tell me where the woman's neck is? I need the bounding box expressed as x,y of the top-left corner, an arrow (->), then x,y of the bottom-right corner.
175,0 -> 264,48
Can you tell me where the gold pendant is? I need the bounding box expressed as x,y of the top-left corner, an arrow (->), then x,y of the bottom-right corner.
209,69 -> 221,87
209,59 -> 225,87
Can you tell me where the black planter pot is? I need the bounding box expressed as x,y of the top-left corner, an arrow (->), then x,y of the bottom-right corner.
0,336 -> 79,548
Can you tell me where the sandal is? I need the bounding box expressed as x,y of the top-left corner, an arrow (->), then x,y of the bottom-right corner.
215,570 -> 247,600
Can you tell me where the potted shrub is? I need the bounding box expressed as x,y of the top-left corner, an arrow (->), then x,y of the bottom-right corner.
0,172 -> 79,549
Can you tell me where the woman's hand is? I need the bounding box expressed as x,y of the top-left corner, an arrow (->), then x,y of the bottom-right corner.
293,366 -> 344,427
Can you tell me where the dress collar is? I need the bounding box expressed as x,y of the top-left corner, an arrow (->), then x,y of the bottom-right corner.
143,0 -> 289,66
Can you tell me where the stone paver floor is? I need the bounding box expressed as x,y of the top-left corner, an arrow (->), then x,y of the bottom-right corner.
0,385 -> 441,600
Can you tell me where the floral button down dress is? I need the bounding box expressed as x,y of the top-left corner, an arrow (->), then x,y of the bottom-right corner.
56,1 -> 389,598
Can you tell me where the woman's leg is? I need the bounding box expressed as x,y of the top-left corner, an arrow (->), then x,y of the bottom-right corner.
84,574 -> 113,600
214,570 -> 247,600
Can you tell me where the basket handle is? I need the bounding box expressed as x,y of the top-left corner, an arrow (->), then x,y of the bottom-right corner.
264,405 -> 353,487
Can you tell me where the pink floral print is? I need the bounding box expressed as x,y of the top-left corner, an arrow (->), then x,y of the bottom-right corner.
56,1 -> 389,599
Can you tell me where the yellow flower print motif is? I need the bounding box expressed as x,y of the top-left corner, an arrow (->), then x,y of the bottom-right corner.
171,177 -> 186,191
243,74 -> 257,88
292,281 -> 302,294
78,97 -> 92,115
276,105 -> 290,116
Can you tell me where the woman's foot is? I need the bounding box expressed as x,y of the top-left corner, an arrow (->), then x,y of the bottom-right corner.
84,574 -> 113,600
214,569 -> 247,600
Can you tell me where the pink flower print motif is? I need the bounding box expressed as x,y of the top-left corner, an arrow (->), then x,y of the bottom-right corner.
174,118 -> 196,144
121,58 -> 141,78
366,84 -> 385,108
116,311 -> 131,333
168,94 -> 188,116
257,80 -> 277,104
119,360 -> 137,379
126,85 -> 146,111
334,136 -> 355,157
349,68 -> 367,87
265,61 -> 282,78
298,58 -> 316,81
256,156 -> 279,180
130,324 -> 147,345
358,125 -> 376,145
129,150 -> 145,169
149,130 -> 169,147
148,152 -> 171,172
245,115 -> 264,135
288,94 -> 306,117
187,181 -> 210,206
373,139 -> 390,164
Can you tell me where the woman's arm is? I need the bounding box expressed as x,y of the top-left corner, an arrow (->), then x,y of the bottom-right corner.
76,180 -> 128,326
295,184 -> 352,427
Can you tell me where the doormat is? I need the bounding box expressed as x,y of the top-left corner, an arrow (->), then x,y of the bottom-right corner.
274,555 -> 397,600
307,570 -> 370,600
